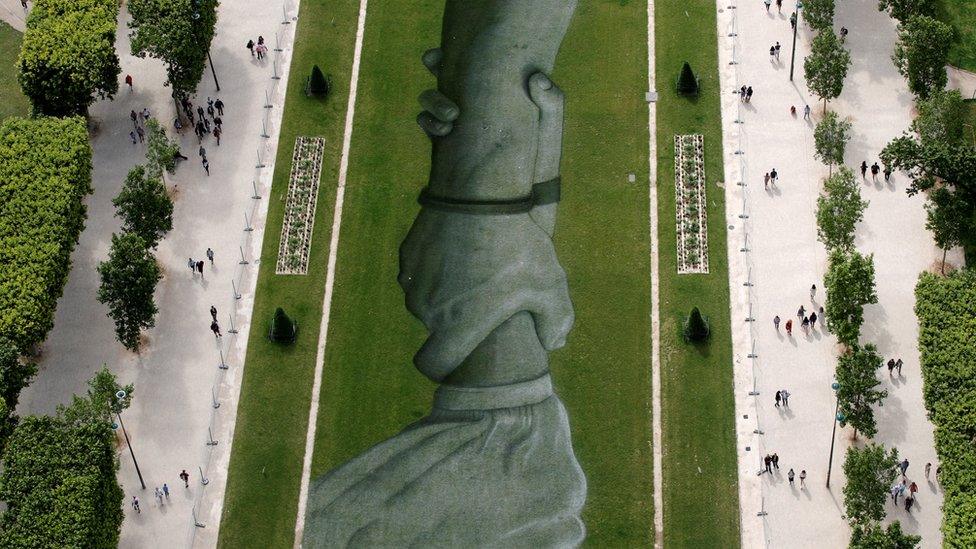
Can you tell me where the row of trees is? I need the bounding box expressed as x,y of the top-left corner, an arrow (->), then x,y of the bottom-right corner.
915,272 -> 976,546
0,367 -> 131,547
803,9 -> 851,114
98,120 -> 178,351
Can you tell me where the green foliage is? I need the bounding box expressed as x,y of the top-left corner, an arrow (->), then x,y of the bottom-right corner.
309,65 -> 330,97
804,30 -> 851,110
144,119 -> 179,179
113,165 -> 174,249
803,0 -> 835,31
97,232 -> 162,351
925,186 -> 969,264
128,0 -> 220,99
878,0 -> 935,24
0,338 -> 37,452
913,89 -> 965,144
836,344 -> 888,439
269,307 -> 297,343
824,249 -> 878,347
817,167 -> 867,252
814,111 -> 852,171
843,443 -> 899,526
683,306 -> 710,342
676,62 -> 699,96
0,389 -> 124,548
892,15 -> 953,99
0,117 -> 93,352
17,0 -> 120,116
86,365 -> 133,416
915,271 -> 976,547
850,520 -> 920,548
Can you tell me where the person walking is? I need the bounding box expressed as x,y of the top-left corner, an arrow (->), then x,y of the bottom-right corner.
790,105 -> 796,117
198,145 -> 207,160
781,389 -> 790,406
214,116 -> 222,129
925,462 -> 932,480
210,305 -> 218,322
774,41 -> 781,60
776,0 -> 782,12
809,312 -> 818,327
174,117 -> 184,134
803,104 -> 810,120
247,38 -> 255,56
154,487 -> 164,505
207,102 -> 215,119
764,172 -> 770,190
129,130 -> 137,145
884,165 -> 892,182
891,483 -> 902,503
769,45 -> 776,61
206,247 -> 215,265
840,26 -> 848,43
215,98 -> 224,116
775,390 -> 782,407
764,0 -> 771,11
141,107 -> 151,122
739,85 -> 747,101
871,162 -> 880,181
785,319 -> 793,336
746,86 -> 754,102
799,470 -> 806,488
162,483 -> 170,499
905,494 -> 914,512
773,315 -> 780,330
860,160 -> 868,180
136,126 -> 145,143
202,158 -> 210,176
211,320 -> 222,338
772,453 -> 780,470
770,168 -> 778,183
188,258 -> 196,276
256,42 -> 267,60
887,358 -> 896,375
797,305 -> 805,318
801,316 -> 810,333
132,495 -> 141,514
764,455 -> 772,474
899,458 -> 910,477
197,260 -> 205,278
125,74 -> 133,91
197,105 -> 206,122
895,359 -> 903,376
213,127 -> 222,146
130,110 -> 138,127
180,469 -> 190,488
195,121 -> 206,140
788,468 -> 795,486
790,12 -> 796,29
810,284 -> 817,301
909,481 -> 918,499
203,116 -> 211,133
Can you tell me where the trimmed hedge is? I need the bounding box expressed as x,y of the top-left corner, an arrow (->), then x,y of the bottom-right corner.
915,271 -> 976,548
0,117 -> 93,352
18,0 -> 120,116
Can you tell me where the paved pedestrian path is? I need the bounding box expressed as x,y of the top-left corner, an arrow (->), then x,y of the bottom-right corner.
716,0 -> 956,546
16,0 -> 298,547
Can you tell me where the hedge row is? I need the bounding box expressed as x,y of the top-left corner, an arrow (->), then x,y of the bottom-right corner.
0,117 -> 93,352
18,0 -> 120,116
915,271 -> 976,548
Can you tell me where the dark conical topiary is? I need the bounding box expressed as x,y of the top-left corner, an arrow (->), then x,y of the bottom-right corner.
683,306 -> 710,342
270,307 -> 297,343
677,62 -> 699,96
309,65 -> 329,97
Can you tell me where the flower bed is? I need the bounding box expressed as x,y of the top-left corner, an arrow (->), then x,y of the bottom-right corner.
275,136 -> 325,275
674,134 -> 709,273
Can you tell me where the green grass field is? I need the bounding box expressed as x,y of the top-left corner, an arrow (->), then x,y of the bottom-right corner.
935,0 -> 976,73
0,22 -> 29,121
655,1 -> 741,547
309,0 -> 655,546
216,0 -> 359,546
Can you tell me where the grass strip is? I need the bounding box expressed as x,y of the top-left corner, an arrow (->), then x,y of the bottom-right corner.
655,0 -> 741,547
935,0 -> 976,73
308,0 -> 654,545
216,0 -> 359,546
0,22 -> 29,121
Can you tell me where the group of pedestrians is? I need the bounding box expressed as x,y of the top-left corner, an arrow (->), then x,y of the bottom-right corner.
890,459 -> 921,513
886,357 -> 904,377
739,85 -> 755,102
859,159 -> 891,183
764,168 -> 778,190
768,41 -> 781,63
132,470 -> 192,514
175,95 -> 226,175
246,35 -> 269,59
128,107 -> 153,145
188,248 -> 216,281
773,389 -> 791,407
772,285 -> 823,337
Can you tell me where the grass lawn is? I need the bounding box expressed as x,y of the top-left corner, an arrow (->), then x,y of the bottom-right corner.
655,1 -> 741,547
308,0 -> 654,547
216,0 -> 359,546
935,0 -> 976,73
0,22 -> 29,121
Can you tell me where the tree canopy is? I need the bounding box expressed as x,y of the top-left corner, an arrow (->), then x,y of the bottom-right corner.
892,15 -> 952,99
814,111 -> 852,173
836,344 -> 888,439
17,0 -> 120,116
824,249 -> 878,347
0,338 -> 37,453
843,444 -> 899,527
804,30 -> 851,111
128,0 -> 220,99
802,0 -> 835,31
144,119 -> 179,179
816,167 -> 867,252
877,0 -> 934,24
113,165 -> 174,249
97,232 -> 162,351
0,117 -> 92,352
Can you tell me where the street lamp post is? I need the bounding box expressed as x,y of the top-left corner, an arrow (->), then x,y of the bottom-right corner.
789,2 -> 803,81
826,382 -> 846,488
113,390 -> 146,490
192,9 -> 220,91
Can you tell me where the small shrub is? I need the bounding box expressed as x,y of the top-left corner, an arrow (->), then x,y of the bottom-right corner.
269,307 -> 297,343
309,65 -> 330,97
683,307 -> 710,342
677,62 -> 699,96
